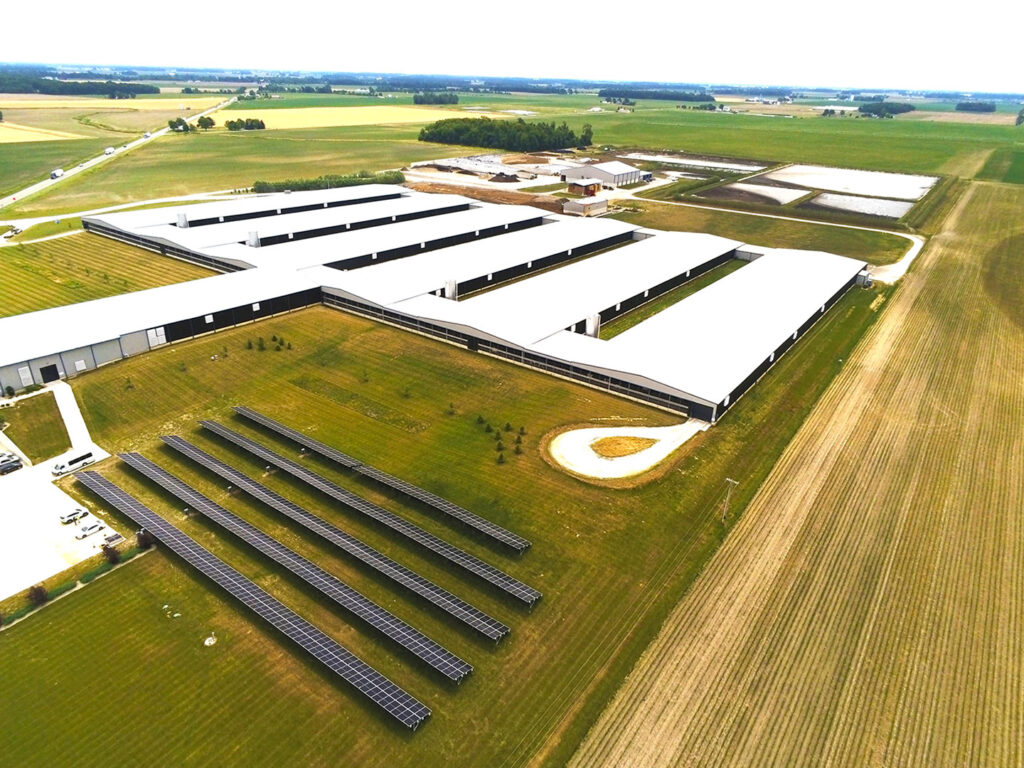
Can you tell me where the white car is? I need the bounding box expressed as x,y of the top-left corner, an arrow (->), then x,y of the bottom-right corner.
75,522 -> 105,540
60,508 -> 89,525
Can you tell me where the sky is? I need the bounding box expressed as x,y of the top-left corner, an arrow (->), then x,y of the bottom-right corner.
5,0 -> 1022,94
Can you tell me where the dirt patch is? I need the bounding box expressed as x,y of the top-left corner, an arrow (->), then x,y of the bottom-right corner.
404,182 -> 565,213
503,153 -> 550,164
698,186 -> 781,205
591,436 -> 657,458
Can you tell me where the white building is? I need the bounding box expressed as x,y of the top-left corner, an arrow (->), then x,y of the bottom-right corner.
562,161 -> 650,188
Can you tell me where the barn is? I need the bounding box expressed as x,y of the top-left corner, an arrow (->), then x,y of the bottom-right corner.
563,161 -> 650,188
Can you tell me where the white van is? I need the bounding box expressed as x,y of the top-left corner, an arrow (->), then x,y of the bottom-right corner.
52,451 -> 95,476
104,147 -> 115,155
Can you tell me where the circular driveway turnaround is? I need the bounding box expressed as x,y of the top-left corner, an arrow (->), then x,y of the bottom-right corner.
549,421 -> 709,480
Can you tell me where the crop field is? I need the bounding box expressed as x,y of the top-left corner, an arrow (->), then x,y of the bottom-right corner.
225,93 -> 416,109
0,121 -> 85,143
1,390 -> 70,462
0,233 -> 213,317
0,137 -> 113,199
612,201 -> 909,265
571,181 -> 1024,767
978,147 -> 1024,185
0,282 -> 889,766
211,105 -> 480,130
0,96 -> 224,112
1,127 -> 477,217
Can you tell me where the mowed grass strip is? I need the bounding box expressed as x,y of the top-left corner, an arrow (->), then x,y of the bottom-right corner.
571,181 -> 1024,767
613,201 -> 908,265
0,286 -> 889,767
0,232 -> 213,317
1,391 -> 69,462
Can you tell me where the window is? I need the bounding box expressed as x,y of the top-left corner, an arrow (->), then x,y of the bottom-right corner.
74,360 -> 87,372
252,302 -> 260,312
204,314 -> 214,324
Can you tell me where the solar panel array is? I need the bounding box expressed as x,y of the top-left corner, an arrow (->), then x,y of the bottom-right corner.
232,406 -> 531,552
119,452 -> 472,682
201,420 -> 542,606
74,471 -> 431,730
160,435 -> 508,640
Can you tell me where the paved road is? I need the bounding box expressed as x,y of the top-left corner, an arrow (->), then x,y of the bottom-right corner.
0,97 -> 235,211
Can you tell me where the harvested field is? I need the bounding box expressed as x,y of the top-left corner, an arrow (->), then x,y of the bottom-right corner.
0,122 -> 85,143
0,96 -> 223,112
571,181 -> 1024,767
805,192 -> 914,218
212,105 -> 480,130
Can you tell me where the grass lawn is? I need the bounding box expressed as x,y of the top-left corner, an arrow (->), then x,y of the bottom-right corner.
0,232 -> 214,317
2,391 -> 70,462
600,260 -> 748,339
612,201 -> 908,265
2,127 -> 478,217
0,288 -> 889,766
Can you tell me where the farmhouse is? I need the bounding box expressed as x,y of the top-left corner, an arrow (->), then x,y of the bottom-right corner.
562,161 -> 650,188
0,187 -> 866,422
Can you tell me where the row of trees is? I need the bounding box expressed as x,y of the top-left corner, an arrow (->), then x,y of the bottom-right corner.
0,73 -> 159,97
419,118 -> 592,151
1017,108 -> 1024,126
167,117 -> 195,132
225,118 -> 266,131
956,101 -> 996,112
413,92 -> 459,105
598,88 -> 714,102
858,102 -> 915,117
252,170 -> 406,193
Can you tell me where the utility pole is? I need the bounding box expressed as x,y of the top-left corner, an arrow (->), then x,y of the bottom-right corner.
722,477 -> 739,524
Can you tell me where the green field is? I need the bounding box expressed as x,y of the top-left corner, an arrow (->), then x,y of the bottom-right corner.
612,201 -> 909,265
0,233 -> 213,317
1,391 -> 70,462
225,93 -> 415,109
0,289 -> 887,767
1,127 -> 476,216
977,147 -> 1024,184
0,138 -> 113,199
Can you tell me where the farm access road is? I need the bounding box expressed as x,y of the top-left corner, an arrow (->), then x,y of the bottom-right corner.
569,181 -> 1024,767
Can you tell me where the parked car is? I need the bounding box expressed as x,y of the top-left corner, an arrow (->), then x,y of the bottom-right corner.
0,455 -> 23,475
52,451 -> 95,476
75,522 -> 105,539
60,508 -> 89,525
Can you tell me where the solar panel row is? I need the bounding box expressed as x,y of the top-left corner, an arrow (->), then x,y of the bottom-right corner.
160,435 -> 509,640
232,406 -> 531,552
74,471 -> 431,729
201,420 -> 542,605
118,452 -> 472,682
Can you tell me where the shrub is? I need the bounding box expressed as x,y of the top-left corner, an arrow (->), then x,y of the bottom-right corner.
27,585 -> 47,607
101,544 -> 120,565
246,339 -> 253,350
257,337 -> 265,351
519,426 -> 526,435
4,385 -> 13,398
504,422 -> 512,432
514,444 -> 523,455
496,452 -> 505,464
496,441 -> 505,452
137,530 -> 156,550
476,415 -> 485,424
286,342 -> 292,350
484,423 -> 493,433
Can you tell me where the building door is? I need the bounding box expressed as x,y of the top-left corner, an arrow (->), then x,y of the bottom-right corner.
40,364 -> 60,383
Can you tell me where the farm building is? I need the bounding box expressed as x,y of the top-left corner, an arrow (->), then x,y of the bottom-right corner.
563,161 -> 650,188
563,197 -> 608,217
1,187 -> 866,421
567,178 -> 603,197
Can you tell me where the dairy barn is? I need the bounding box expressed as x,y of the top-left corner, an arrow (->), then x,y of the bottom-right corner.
0,186 -> 868,423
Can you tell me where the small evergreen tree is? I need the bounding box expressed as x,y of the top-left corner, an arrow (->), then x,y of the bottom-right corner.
27,585 -> 48,607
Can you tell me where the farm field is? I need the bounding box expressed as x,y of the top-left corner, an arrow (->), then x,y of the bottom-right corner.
612,201 -> 909,264
211,105 -> 480,129
0,232 -> 214,317
0,138 -> 113,199
571,181 -> 1024,767
0,121 -> 85,143
977,147 -> 1024,185
0,281 -> 888,766
1,127 -> 477,217
0,96 -> 224,112
1,391 -> 70,462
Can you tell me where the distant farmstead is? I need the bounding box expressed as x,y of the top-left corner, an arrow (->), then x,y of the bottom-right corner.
562,161 -> 650,188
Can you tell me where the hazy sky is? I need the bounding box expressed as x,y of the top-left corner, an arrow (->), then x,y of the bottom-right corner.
6,0 -> 1021,93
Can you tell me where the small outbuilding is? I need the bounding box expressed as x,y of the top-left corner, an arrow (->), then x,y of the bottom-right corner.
563,161 -> 650,188
562,197 -> 608,217
567,178 -> 603,197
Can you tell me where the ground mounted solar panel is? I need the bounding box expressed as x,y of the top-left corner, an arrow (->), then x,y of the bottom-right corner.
200,420 -> 542,606
74,471 -> 431,729
232,406 -> 531,552
160,435 -> 509,641
118,452 -> 472,682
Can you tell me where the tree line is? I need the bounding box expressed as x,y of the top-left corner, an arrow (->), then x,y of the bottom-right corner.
858,102 -> 915,117
956,101 -> 996,112
252,170 -> 405,193
598,88 -> 714,102
225,118 -> 266,131
419,118 -> 592,151
413,92 -> 459,105
0,73 -> 159,97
